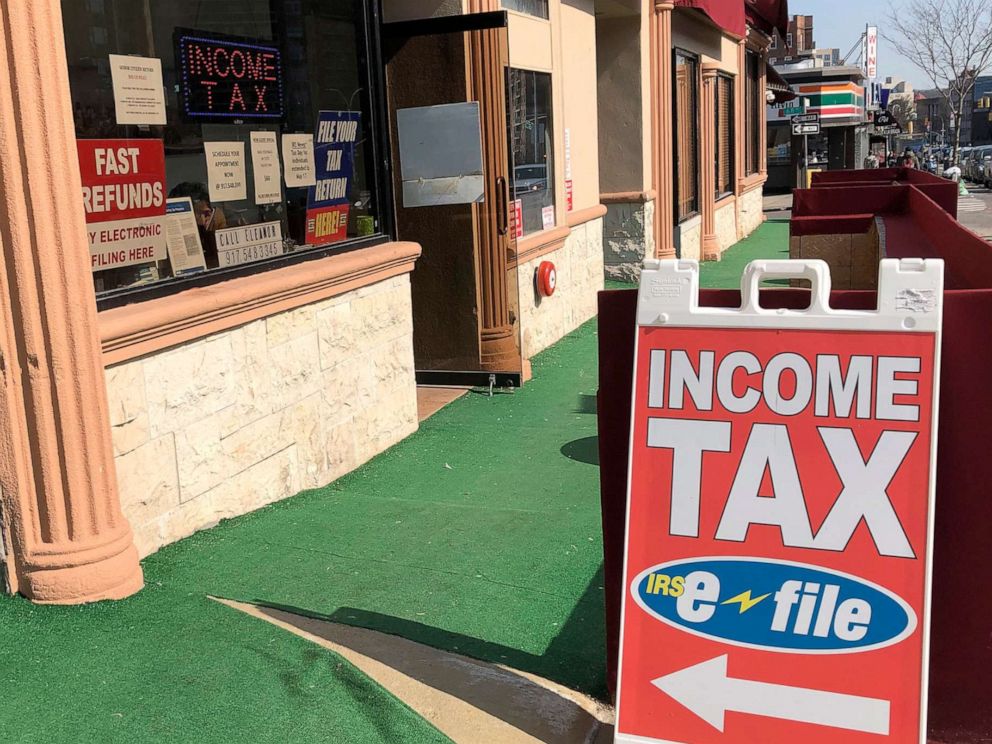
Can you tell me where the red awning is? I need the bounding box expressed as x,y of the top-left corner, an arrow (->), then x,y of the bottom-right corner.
674,0 -> 746,38
767,64 -> 797,103
745,0 -> 789,38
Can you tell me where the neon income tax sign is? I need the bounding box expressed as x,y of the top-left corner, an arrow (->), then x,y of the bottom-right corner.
176,30 -> 284,121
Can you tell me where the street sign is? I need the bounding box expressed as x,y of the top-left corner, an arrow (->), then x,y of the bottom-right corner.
875,111 -> 896,127
615,259 -> 944,744
866,26 -> 878,79
793,123 -> 821,135
792,113 -> 821,136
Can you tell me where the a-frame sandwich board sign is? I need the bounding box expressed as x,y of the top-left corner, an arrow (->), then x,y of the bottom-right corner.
615,258 -> 943,744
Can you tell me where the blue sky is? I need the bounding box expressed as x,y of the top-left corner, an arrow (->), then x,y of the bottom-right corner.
790,0 -> 933,91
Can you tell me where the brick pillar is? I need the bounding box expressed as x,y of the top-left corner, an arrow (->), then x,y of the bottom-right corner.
652,1 -> 676,259
701,65 -> 720,261
0,0 -> 143,603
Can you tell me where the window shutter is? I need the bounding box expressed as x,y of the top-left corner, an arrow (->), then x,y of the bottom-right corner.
716,76 -> 734,195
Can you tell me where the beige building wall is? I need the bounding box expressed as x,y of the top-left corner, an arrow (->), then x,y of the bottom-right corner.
597,1 -> 655,281
715,200 -> 738,249
107,276 -> 418,557
507,0 -> 605,355
737,184 -> 764,236
559,0 -> 600,213
597,14 -> 644,194
517,218 -> 604,358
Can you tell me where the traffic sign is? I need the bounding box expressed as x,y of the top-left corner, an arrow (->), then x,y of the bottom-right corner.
793,122 -> 821,135
875,110 -> 896,127
792,113 -> 821,136
615,259 -> 944,744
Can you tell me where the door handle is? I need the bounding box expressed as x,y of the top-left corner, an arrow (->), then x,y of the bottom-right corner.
496,176 -> 508,236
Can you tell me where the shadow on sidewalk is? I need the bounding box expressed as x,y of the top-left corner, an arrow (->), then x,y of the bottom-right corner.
251,564 -> 608,701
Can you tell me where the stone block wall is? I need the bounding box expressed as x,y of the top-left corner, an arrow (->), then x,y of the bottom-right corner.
737,185 -> 764,237
105,274 -> 418,557
788,228 -> 881,289
518,217 -> 605,359
603,200 -> 654,282
675,215 -> 702,261
715,199 -> 738,253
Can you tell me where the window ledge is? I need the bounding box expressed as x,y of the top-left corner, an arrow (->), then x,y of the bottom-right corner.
601,190 -> 657,204
511,225 -> 570,267
99,241 -> 421,366
566,203 -> 607,228
737,172 -> 766,193
715,193 -> 737,209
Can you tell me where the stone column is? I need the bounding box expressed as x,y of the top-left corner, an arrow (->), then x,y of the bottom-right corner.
0,0 -> 143,602
468,26 -> 519,372
652,1 -> 677,259
701,65 -> 720,261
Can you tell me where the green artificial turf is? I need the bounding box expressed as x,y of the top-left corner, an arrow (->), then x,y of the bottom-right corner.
0,586 -> 450,744
698,218 -> 791,289
0,220 -> 789,743
0,322 -> 605,744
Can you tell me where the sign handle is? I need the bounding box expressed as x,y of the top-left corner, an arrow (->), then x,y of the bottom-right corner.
741,259 -> 833,314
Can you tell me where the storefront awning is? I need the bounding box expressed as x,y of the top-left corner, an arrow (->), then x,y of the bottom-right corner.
674,0 -> 746,38
767,64 -> 797,103
745,0 -> 789,38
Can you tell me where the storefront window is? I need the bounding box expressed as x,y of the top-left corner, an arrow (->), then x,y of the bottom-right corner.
62,0 -> 387,298
507,68 -> 555,237
715,73 -> 735,198
767,126 -> 792,167
674,50 -> 699,222
502,0 -> 550,20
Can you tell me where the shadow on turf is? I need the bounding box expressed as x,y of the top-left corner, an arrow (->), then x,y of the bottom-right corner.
573,394 -> 597,415
560,436 -> 599,466
251,564 -> 609,701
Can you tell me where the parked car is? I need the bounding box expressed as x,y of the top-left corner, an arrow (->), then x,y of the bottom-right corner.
976,153 -> 992,189
967,147 -> 992,182
958,147 -> 973,178
513,163 -> 547,196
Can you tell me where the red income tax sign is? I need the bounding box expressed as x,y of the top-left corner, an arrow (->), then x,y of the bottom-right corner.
615,259 -> 943,744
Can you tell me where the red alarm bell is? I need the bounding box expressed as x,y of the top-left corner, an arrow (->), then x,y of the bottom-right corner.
537,261 -> 557,297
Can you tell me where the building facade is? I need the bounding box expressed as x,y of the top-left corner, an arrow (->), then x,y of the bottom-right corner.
916,89 -> 954,148
597,0 -> 781,280
0,0 -> 611,603
971,76 -> 992,147
768,14 -> 813,66
767,65 -> 868,191
0,0 -> 784,604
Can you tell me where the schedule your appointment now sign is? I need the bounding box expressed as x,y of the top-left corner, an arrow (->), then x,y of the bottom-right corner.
615,259 -> 944,744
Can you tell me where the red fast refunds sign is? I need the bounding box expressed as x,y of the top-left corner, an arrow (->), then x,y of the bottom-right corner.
77,139 -> 166,223
615,260 -> 942,744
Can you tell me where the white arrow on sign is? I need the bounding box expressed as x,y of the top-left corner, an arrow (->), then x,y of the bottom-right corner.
652,655 -> 890,735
